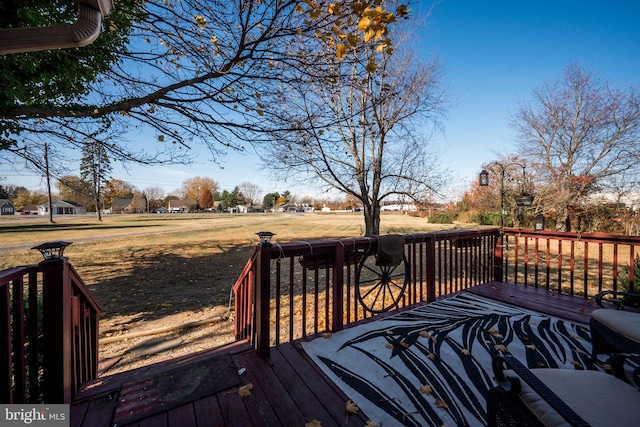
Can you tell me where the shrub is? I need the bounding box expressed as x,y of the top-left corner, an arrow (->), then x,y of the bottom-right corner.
428,212 -> 454,224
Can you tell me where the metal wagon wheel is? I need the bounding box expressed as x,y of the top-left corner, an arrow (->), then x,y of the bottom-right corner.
356,249 -> 409,314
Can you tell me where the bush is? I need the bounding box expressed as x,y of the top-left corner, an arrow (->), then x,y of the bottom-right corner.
428,212 -> 454,224
468,212 -> 514,227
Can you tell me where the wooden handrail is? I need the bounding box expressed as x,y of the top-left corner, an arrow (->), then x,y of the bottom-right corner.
233,229 -> 501,357
0,260 -> 100,404
502,228 -> 640,297
233,228 -> 640,357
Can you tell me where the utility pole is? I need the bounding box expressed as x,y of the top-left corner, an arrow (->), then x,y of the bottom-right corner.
43,142 -> 54,224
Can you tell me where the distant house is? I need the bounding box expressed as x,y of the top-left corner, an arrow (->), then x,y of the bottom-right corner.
0,199 -> 15,215
22,204 -> 39,214
274,202 -> 299,213
37,200 -> 87,215
235,204 -> 264,213
168,199 -> 195,213
104,198 -> 133,214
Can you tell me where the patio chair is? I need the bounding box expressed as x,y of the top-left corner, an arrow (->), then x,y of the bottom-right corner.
487,354 -> 640,427
590,290 -> 640,359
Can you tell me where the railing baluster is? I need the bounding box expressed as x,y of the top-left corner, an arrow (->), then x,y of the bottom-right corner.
11,278 -> 26,403
613,243 -> 619,292
584,242 -> 589,297
558,239 -> 563,294
288,257 -> 295,343
1,277 -> 11,403
275,261 -> 281,346
598,243 -> 604,293
630,245 -> 636,293
570,241 -> 575,295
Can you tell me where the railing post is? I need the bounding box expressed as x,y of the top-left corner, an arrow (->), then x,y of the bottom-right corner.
332,243 -> 344,332
493,234 -> 504,282
40,258 -> 72,403
426,234 -> 436,302
254,242 -> 271,358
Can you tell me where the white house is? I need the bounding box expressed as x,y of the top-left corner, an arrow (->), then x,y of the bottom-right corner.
168,199 -> 194,213
37,200 -> 87,215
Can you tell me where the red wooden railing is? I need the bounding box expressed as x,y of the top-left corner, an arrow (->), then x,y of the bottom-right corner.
502,228 -> 640,297
234,228 -> 640,357
0,259 -> 100,404
233,229 -> 499,357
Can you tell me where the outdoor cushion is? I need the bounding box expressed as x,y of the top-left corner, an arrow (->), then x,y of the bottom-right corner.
507,368 -> 640,427
591,308 -> 640,344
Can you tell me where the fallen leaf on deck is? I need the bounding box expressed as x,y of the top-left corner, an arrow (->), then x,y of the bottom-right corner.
494,344 -> 507,352
385,343 -> 394,349
525,344 -> 536,351
536,361 -> 547,367
346,399 -> 359,414
305,419 -> 322,427
238,383 -> 253,397
461,349 -> 470,355
322,332 -> 332,339
571,360 -> 583,369
399,341 -> 409,348
487,327 -> 499,335
420,384 -> 432,395
427,353 -> 436,360
435,398 -> 449,409
430,336 -> 438,343
386,329 -> 395,335
364,420 -> 378,427
420,330 -> 430,338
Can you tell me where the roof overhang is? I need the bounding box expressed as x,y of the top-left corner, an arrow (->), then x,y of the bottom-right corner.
0,0 -> 115,54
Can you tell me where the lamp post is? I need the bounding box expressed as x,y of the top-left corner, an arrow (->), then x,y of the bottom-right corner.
479,161 -> 532,233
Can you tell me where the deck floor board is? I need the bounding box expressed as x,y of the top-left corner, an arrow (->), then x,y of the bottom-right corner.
71,282 -> 597,427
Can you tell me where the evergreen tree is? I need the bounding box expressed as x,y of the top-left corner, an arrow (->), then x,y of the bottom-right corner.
80,141 -> 112,220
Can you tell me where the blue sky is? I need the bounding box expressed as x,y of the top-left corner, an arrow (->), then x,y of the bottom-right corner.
3,0 -> 640,200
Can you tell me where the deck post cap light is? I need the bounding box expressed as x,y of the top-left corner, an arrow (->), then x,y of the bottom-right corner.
256,231 -> 275,246
534,214 -> 545,231
31,241 -> 72,260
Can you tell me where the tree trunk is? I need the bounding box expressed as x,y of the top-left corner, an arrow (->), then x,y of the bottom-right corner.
363,203 -> 381,236
95,195 -> 102,221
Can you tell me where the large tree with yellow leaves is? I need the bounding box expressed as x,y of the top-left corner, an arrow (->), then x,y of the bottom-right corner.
257,2 -> 448,235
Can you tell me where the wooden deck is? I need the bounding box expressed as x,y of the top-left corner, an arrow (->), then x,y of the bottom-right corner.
70,282 -> 598,427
